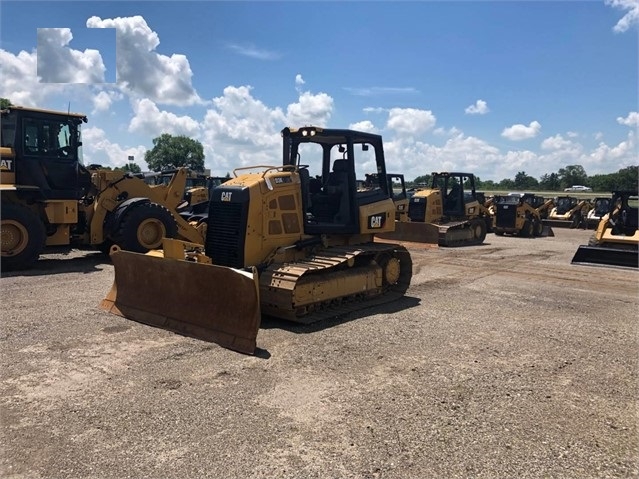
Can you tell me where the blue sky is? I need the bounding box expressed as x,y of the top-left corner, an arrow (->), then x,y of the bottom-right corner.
1,0 -> 637,182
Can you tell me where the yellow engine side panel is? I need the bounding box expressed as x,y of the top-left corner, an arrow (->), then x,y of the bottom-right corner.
45,200 -> 78,224
0,147 -> 16,185
358,198 -> 396,234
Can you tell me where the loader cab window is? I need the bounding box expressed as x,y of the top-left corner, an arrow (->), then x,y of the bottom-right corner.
23,118 -> 77,159
1,111 -> 17,148
16,113 -> 87,199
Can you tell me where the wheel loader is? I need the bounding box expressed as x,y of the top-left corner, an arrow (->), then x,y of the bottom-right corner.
492,193 -> 554,237
379,172 -> 489,247
0,105 -> 204,271
571,190 -> 638,269
100,126 -> 413,354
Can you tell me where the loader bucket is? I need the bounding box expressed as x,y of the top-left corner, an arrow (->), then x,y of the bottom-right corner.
100,249 -> 261,354
571,245 -> 638,269
376,221 -> 440,245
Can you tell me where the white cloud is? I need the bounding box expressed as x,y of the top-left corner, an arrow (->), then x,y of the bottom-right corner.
37,28 -> 106,83
286,91 -> 333,127
225,43 -> 281,60
541,134 -> 573,150
82,126 -> 147,169
605,0 -> 639,32
501,121 -> 541,141
91,89 -> 123,114
464,99 -> 489,115
201,86 -> 287,173
295,74 -> 305,92
344,87 -> 419,97
589,130 -> 637,163
349,121 -> 378,133
129,98 -> 201,137
433,126 -> 461,137
617,111 -> 639,126
386,108 -> 436,136
0,48 -> 71,106
363,107 -> 387,114
86,15 -> 201,106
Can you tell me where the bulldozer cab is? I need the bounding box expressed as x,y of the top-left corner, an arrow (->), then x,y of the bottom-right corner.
1,106 -> 91,200
431,172 -> 477,218
282,126 -> 392,236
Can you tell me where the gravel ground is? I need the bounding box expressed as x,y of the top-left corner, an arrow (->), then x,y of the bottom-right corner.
1,228 -> 637,479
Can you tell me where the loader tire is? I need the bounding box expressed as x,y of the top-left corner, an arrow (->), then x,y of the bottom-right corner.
1,203 -> 46,271
519,220 -> 533,238
113,202 -> 178,253
533,218 -> 543,237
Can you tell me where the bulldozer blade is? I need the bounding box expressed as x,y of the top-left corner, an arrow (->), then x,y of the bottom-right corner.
571,245 -> 638,269
376,221 -> 440,245
100,250 -> 261,354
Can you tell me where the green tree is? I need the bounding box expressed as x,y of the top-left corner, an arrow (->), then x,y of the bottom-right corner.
514,171 -> 539,190
557,165 -> 588,189
589,166 -> 638,192
497,178 -> 516,190
413,174 -> 432,186
614,165 -> 639,190
144,133 -> 205,172
0,98 -> 12,109
539,173 -> 561,191
476,179 -> 496,190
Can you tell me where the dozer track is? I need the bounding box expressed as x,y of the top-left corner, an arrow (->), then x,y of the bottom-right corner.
438,218 -> 486,247
259,242 -> 412,323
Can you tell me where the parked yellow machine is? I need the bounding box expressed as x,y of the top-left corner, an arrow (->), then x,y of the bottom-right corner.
585,196 -> 612,229
544,195 -> 592,228
402,172 -> 489,246
0,105 -> 203,271
492,193 -> 554,237
572,190 -> 638,269
101,126 -> 414,354
362,172 -> 440,245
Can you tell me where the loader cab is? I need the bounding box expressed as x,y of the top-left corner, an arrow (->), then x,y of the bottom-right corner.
282,126 -> 390,235
610,191 -> 638,236
591,197 -> 612,218
1,106 -> 91,200
555,196 -> 578,215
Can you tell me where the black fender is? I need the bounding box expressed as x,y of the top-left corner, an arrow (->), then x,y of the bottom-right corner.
104,197 -> 150,238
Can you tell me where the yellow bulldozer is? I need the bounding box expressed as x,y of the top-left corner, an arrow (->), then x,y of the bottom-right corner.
492,193 -> 554,237
0,105 -> 204,271
385,172 -> 490,247
100,126 -> 414,354
572,190 -> 638,269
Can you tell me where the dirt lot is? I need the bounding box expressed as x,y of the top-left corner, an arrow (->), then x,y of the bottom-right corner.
1,228 -> 637,479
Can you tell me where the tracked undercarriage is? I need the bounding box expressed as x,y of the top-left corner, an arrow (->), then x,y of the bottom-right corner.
260,242 -> 412,322
437,218 -> 487,247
